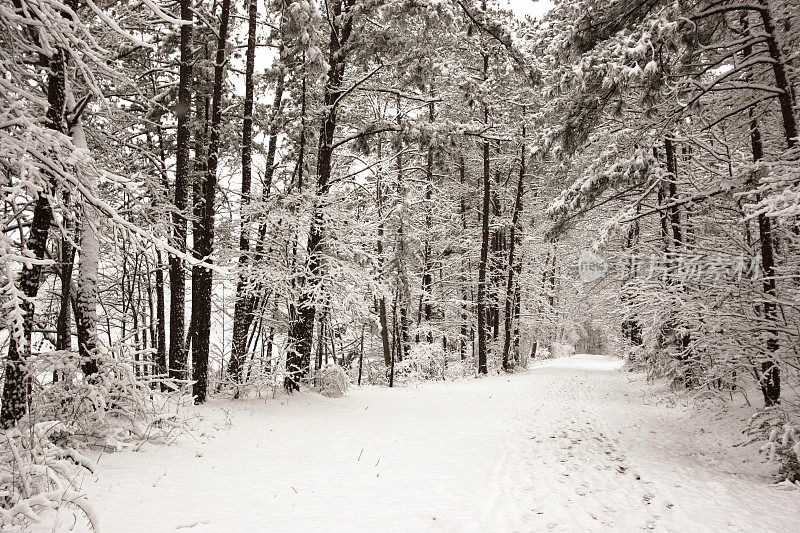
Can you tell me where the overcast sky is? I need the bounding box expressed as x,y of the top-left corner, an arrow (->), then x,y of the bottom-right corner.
505,0 -> 554,19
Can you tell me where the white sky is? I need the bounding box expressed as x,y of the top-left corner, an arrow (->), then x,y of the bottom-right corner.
505,0 -> 554,19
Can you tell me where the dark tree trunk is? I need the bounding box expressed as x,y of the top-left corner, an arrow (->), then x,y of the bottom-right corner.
1,48 -> 67,428
459,155 -> 469,362
419,101 -> 435,343
621,213 -> 643,346
758,0 -> 797,149
664,136 -> 693,384
664,137 -> 683,249
477,129 -> 490,375
56,220 -> 76,353
476,4 -> 490,375
744,28 -> 781,405
394,97 -> 409,363
297,53 -> 307,190
502,122 -> 525,370
489,157 -> 503,342
376,139 -> 392,367
147,117 -> 169,384
357,326 -> 365,386
511,253 -> 522,362
750,116 -> 781,405
399,302 -> 409,361
192,0 -> 232,404
546,247 -> 557,311
169,0 -> 193,381
230,0 -> 260,385
190,66 -> 210,392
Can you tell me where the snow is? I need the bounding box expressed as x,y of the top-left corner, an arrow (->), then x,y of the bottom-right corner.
80,354 -> 800,532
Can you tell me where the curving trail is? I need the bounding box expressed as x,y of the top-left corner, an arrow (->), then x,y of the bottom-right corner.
83,355 -> 800,532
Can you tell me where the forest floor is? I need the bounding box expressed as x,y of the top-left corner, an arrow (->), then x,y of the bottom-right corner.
77,354 -> 800,532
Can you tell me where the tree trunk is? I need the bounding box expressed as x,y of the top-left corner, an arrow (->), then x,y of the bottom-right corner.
664,137 -> 683,249
190,67 -> 210,390
230,0 -> 260,385
56,215 -> 75,354
489,155 -> 503,342
476,20 -> 490,375
758,0 -> 797,149
192,0 -> 232,404
376,138 -> 392,366
169,0 -> 193,381
477,130 -> 490,375
744,27 -> 781,405
357,325 -> 365,386
664,136 -> 693,384
459,155 -> 470,362
502,121 -> 525,370
71,103 -> 100,378
394,96 -> 409,363
419,101 -> 435,343
155,250 -> 167,380
147,117 -> 169,383
1,48 -> 66,428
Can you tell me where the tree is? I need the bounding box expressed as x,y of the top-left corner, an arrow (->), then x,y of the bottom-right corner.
230,0 -> 260,388
286,0 -> 359,392
169,0 -> 194,382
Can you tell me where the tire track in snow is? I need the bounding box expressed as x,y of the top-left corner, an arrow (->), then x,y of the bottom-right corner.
484,355 -> 800,532
478,379 -> 539,531
492,364 -> 666,531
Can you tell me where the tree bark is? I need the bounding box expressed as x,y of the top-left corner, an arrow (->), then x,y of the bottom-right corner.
663,136 -> 693,384
155,250 -> 167,380
744,24 -> 781,405
502,121 -> 525,370
230,0 -> 260,385
419,101 -> 435,343
192,0 -> 232,404
758,0 -> 797,149
71,103 -> 100,378
169,0 -> 193,382
376,138 -> 392,366
1,48 -> 67,427
459,155 -> 470,362
394,96 -> 410,363
477,128 -> 490,375
750,119 -> 781,406
476,14 -> 490,375
56,215 -> 75,354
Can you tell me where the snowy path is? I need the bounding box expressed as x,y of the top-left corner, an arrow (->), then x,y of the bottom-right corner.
84,355 -> 800,532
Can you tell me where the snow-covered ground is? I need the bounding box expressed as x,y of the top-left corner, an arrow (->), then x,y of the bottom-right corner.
80,354 -> 800,532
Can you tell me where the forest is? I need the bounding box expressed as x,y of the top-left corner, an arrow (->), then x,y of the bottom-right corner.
1,0 -> 800,530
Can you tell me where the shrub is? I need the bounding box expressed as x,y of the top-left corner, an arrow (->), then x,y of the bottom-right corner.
394,343 -> 446,383
0,420 -> 98,531
745,408 -> 800,483
0,349 -> 186,531
319,364 -> 349,397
